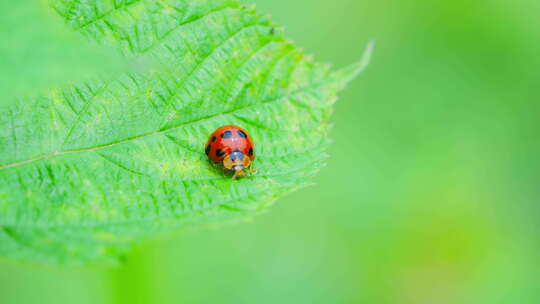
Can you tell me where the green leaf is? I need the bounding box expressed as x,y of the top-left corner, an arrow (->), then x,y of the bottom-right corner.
0,0 -> 372,265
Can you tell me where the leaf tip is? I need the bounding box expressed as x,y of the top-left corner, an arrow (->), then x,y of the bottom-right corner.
331,40 -> 376,87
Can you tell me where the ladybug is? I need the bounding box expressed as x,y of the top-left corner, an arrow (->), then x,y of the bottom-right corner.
205,125 -> 256,179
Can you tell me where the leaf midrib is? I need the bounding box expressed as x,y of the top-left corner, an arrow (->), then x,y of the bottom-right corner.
0,78 -> 333,171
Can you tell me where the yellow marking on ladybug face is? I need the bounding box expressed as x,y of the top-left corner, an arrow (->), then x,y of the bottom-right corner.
223,152 -> 251,172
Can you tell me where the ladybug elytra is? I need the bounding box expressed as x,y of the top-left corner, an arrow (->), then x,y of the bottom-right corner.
205,125 -> 256,179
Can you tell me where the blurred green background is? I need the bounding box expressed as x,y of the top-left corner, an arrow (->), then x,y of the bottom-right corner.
1,0 -> 539,303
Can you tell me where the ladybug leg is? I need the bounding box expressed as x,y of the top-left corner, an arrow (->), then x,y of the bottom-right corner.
233,168 -> 248,179
232,169 -> 244,179
248,163 -> 257,175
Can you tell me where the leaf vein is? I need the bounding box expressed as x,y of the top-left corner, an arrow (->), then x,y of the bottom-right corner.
0,77 -> 332,171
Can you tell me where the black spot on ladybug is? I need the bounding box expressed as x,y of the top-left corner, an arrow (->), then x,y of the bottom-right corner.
248,147 -> 253,156
237,130 -> 247,138
205,144 -> 211,155
211,136 -> 217,142
216,149 -> 225,157
222,130 -> 232,139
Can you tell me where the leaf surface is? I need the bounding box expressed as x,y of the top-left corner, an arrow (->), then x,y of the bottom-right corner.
0,0 -> 370,264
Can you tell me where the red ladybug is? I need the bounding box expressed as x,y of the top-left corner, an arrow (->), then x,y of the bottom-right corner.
205,125 -> 256,179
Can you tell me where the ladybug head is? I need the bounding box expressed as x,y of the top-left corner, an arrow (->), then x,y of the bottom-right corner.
223,151 -> 251,178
